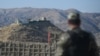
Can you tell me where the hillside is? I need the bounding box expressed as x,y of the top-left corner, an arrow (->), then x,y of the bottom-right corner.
0,19 -> 62,42
0,8 -> 100,33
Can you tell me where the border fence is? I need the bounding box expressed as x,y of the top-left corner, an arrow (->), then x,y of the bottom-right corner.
0,41 -> 57,56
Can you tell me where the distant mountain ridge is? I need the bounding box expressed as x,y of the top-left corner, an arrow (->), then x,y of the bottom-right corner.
0,8 -> 100,33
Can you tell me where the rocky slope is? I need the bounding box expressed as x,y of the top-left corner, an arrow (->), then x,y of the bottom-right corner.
0,19 -> 62,42
0,8 -> 100,33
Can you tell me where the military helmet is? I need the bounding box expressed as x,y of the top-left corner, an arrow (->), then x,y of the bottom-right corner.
67,12 -> 81,25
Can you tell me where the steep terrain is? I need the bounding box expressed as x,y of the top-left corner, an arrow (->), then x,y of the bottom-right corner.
0,8 -> 100,46
0,8 -> 100,33
0,19 -> 62,42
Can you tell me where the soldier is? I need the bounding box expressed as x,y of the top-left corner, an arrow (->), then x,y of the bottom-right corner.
55,12 -> 99,56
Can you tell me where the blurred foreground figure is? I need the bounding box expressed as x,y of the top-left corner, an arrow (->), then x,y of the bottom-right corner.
55,12 -> 99,56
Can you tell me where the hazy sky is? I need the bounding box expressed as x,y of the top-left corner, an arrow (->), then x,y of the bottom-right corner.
0,0 -> 100,12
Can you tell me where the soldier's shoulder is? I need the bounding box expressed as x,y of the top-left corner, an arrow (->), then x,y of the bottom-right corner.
80,29 -> 92,36
82,30 -> 95,40
60,31 -> 70,37
59,32 -> 70,40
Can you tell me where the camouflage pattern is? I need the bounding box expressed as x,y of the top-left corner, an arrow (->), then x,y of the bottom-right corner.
89,34 -> 99,56
55,29 -> 99,56
55,33 -> 70,56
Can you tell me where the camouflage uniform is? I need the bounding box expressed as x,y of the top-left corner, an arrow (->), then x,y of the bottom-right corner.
55,28 -> 99,56
55,33 -> 70,56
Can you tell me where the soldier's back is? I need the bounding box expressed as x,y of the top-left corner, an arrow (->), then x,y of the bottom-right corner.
56,28 -> 97,56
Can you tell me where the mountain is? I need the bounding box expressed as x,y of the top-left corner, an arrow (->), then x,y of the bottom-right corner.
0,7 -> 100,33
0,19 -> 63,42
